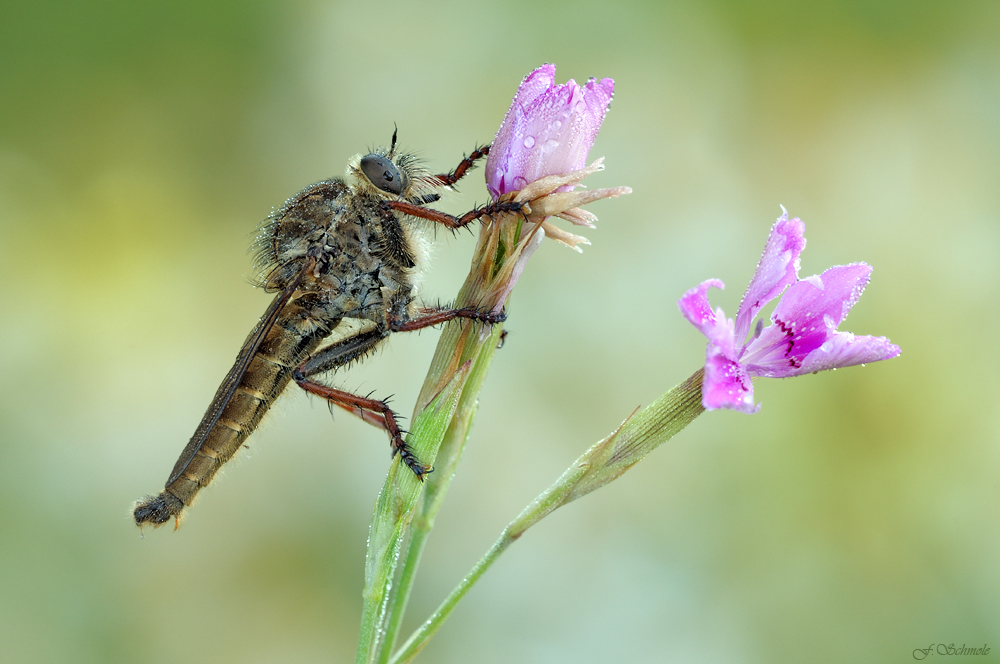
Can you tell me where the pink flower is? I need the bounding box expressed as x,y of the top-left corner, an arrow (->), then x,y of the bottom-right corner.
485,64 -> 614,199
678,210 -> 901,413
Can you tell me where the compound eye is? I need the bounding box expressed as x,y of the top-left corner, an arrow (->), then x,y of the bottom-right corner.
360,154 -> 404,195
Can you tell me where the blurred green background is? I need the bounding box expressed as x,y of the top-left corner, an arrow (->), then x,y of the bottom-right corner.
2,1 -> 998,662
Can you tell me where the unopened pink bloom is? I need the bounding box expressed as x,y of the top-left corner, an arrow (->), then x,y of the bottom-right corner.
678,210 -> 901,413
485,64 -> 614,199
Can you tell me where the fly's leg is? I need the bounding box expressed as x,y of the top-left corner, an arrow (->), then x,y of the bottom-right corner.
406,145 -> 492,206
391,144 -> 523,226
294,378 -> 429,480
293,305 -> 506,479
291,328 -> 431,479
388,304 -> 506,332
434,144 -> 490,186
380,198 -> 525,230
295,328 -> 386,377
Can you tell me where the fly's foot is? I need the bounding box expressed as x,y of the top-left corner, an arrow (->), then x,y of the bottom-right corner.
475,199 -> 526,221
395,440 -> 433,481
449,305 -> 506,327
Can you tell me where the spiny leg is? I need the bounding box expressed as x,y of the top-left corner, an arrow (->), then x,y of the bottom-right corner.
435,144 -> 491,186
380,198 -> 525,230
331,400 -> 389,430
292,301 -> 506,477
295,327 -> 386,376
292,328 -> 430,479
293,377 -> 430,479
405,144 -> 491,207
388,304 -> 506,332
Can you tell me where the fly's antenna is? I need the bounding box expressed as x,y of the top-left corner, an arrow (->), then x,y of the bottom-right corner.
388,124 -> 398,159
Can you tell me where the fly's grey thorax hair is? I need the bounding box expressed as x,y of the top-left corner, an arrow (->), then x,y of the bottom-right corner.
247,143 -> 450,338
346,147 -> 447,303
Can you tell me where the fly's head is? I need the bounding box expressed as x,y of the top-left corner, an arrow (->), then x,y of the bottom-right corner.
349,129 -> 447,206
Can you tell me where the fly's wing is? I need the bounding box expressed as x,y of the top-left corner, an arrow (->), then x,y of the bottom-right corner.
166,261 -> 312,485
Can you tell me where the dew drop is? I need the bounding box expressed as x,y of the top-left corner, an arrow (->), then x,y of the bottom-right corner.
542,139 -> 559,154
523,136 -> 535,148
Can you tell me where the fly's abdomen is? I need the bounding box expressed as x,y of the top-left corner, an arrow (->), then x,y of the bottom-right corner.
133,310 -> 325,527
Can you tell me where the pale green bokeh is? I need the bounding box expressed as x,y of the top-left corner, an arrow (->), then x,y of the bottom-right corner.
1,1 -> 998,662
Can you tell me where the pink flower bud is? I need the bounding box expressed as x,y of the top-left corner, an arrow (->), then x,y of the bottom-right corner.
486,64 -> 614,199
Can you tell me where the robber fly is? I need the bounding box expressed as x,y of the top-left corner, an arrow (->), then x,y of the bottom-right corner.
133,131 -> 522,529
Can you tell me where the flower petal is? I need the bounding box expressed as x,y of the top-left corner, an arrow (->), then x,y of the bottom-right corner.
556,206 -> 598,228
527,186 -> 632,220
536,77 -> 613,192
486,65 -> 613,198
737,321 -> 802,377
539,219 -> 589,251
703,344 -> 759,413
514,158 -> 604,203
487,65 -> 556,198
678,279 -> 738,360
733,210 -> 806,344
795,332 -> 901,375
740,263 -> 889,377
772,263 -> 872,332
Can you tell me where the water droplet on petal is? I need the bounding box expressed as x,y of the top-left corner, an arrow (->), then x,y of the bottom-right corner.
542,139 -> 559,154
523,136 -> 535,148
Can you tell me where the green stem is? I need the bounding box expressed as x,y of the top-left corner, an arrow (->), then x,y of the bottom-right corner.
364,221 -> 512,662
388,369 -> 705,663
355,365 -> 471,664
375,328 -> 495,662
389,535 -> 508,664
361,309 -> 504,664
388,460 -> 585,664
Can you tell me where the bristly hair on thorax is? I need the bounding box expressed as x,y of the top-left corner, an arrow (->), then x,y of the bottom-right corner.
249,134 -> 450,292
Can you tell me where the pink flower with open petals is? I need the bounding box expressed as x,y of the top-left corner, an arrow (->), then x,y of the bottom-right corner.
678,210 -> 901,413
485,64 -> 614,199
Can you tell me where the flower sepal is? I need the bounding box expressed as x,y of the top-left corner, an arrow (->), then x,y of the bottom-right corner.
502,158 -> 631,251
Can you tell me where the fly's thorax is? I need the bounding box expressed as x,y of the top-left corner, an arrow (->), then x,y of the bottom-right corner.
346,145 -> 445,308
254,177 -> 418,331
399,217 -> 434,299
256,179 -> 351,291
254,141 -> 452,334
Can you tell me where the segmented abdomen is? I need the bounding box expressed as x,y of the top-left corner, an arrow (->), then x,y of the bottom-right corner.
133,309 -> 325,526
